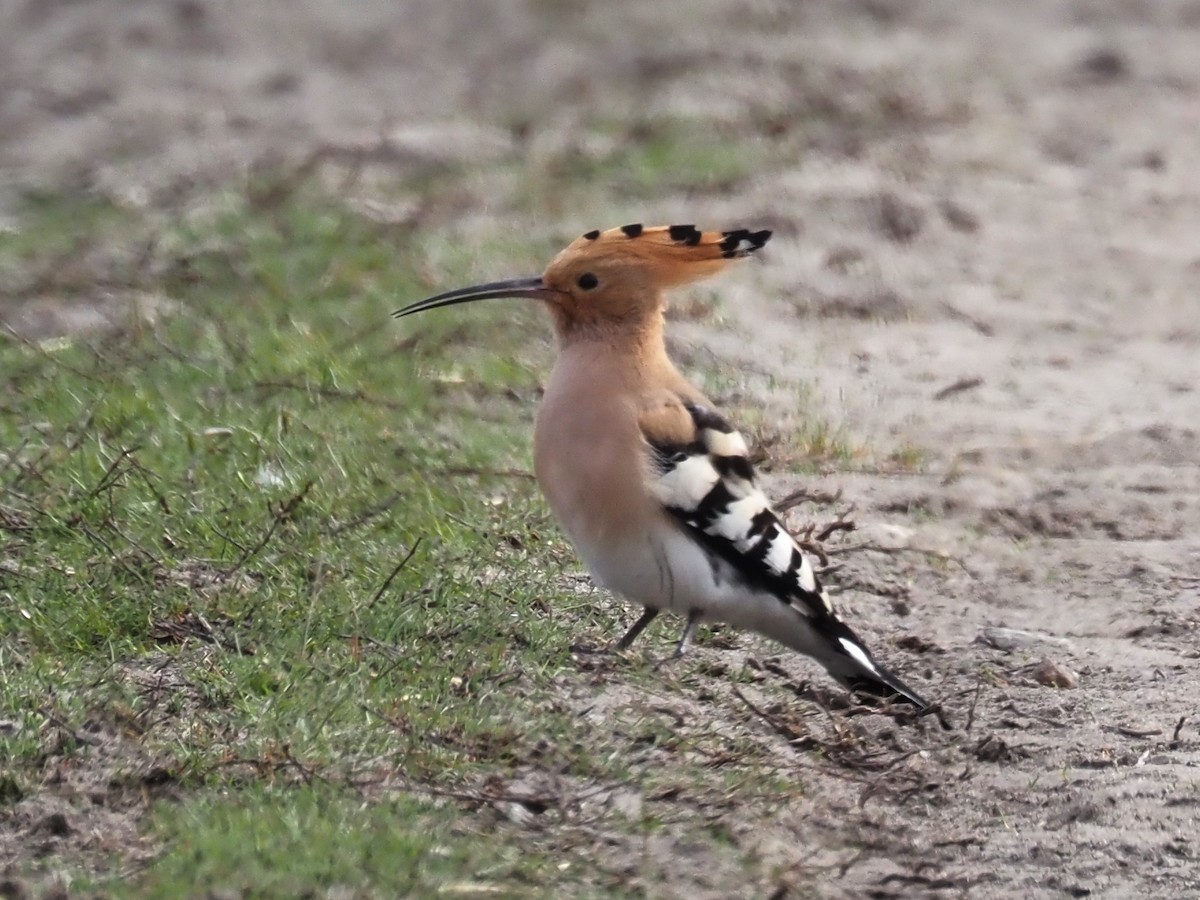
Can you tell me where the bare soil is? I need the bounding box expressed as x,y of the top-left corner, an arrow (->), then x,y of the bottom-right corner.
2,0 -> 1198,896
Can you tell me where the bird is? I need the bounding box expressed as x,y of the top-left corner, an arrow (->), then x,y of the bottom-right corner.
393,223 -> 936,716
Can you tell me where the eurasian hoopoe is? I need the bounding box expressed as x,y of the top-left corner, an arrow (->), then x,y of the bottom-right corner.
394,224 -> 934,714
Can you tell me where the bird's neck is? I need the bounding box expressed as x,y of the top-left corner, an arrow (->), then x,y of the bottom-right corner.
554,309 -> 666,361
549,310 -> 682,392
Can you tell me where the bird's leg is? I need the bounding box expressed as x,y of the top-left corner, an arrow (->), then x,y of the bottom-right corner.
615,607 -> 659,651
654,610 -> 701,670
673,610 -> 701,657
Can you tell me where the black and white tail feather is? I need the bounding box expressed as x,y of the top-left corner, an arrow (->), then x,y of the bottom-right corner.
643,397 -> 933,713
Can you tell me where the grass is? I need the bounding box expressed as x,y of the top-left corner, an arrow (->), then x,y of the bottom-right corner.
546,117 -> 774,198
505,115 -> 783,214
0,186 -> 578,893
0,184 -> 823,897
137,786 -> 549,898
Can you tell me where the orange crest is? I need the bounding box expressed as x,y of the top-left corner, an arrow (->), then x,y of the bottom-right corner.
546,224 -> 772,291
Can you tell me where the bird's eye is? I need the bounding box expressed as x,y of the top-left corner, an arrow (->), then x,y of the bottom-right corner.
576,272 -> 599,291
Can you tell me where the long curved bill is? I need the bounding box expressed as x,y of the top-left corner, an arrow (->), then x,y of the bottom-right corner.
392,277 -> 554,319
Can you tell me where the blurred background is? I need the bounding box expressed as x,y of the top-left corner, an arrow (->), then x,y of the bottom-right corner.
1,0 -> 1195,447
2,3 -> 1199,895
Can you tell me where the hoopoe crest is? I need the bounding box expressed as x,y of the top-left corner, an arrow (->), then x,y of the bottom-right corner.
395,223 -> 938,719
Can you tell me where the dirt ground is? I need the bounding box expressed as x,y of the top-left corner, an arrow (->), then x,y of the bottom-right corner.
2,0 -> 1198,896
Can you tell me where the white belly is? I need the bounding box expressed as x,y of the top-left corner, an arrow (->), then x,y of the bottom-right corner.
571,520 -> 821,656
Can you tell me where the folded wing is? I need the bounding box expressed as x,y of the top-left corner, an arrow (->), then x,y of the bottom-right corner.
639,395 -> 933,712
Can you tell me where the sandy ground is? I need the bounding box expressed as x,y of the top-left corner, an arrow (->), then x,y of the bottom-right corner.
2,0 -> 1198,896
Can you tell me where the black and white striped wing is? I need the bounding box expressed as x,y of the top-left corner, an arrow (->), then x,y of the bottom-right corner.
639,395 -> 936,714
641,398 -> 833,620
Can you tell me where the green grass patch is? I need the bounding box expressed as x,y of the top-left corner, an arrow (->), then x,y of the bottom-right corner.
512,115 -> 779,209
132,785 -> 549,899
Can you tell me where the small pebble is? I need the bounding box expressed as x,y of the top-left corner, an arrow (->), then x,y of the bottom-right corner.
1033,657 -> 1078,689
496,801 -> 536,826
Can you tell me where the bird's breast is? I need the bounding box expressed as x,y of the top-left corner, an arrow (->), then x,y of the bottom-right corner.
534,359 -> 658,589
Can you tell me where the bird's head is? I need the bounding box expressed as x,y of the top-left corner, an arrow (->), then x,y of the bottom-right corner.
393,224 -> 771,339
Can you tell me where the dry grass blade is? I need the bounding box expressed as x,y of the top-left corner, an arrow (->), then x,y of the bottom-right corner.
775,486 -> 842,514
